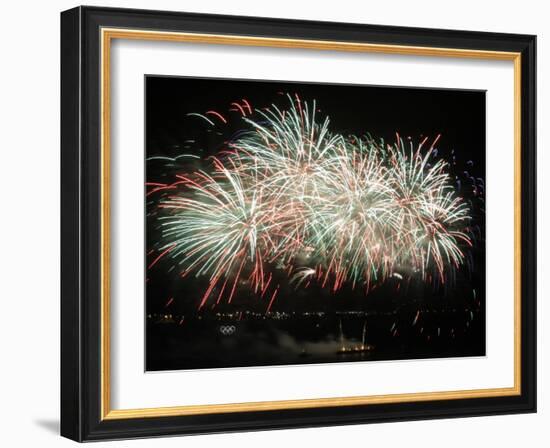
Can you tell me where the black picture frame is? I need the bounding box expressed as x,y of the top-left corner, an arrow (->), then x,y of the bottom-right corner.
61,6 -> 536,442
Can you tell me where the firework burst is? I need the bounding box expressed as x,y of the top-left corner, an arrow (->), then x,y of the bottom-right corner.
148,95 -> 475,309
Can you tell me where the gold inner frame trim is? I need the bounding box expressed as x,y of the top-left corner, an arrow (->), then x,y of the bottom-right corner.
100,27 -> 522,420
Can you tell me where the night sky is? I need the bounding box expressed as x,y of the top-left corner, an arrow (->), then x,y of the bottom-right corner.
146,76 -> 485,162
145,75 -> 486,370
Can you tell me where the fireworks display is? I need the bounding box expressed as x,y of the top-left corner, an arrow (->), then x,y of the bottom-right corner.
145,78 -> 486,371
147,95 -> 476,310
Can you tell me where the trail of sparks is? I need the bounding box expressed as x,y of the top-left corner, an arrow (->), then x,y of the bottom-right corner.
206,110 -> 227,124
148,244 -> 176,270
266,286 -> 280,314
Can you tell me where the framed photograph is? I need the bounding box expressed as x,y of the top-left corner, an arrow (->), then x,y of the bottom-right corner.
61,6 -> 536,441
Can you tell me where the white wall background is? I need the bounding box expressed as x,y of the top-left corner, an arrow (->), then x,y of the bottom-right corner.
0,0 -> 546,446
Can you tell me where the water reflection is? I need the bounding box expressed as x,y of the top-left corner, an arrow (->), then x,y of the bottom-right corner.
146,307 -> 484,371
